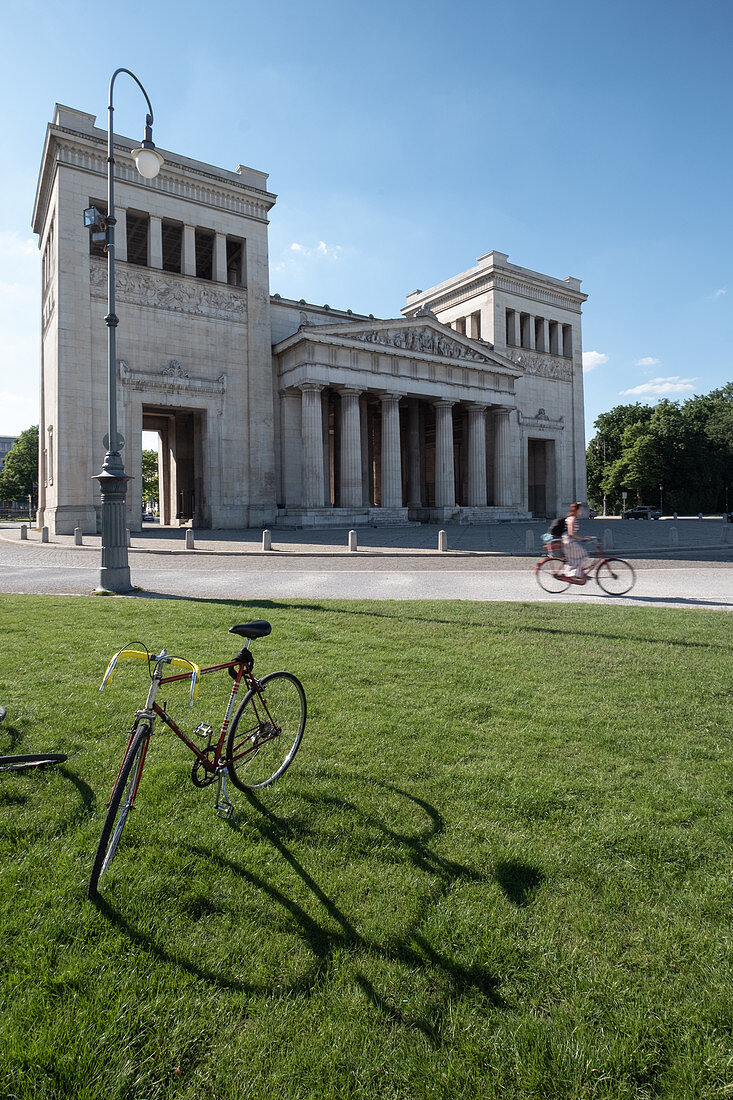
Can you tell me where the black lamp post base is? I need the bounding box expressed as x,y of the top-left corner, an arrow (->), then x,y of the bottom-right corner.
94,459 -> 132,594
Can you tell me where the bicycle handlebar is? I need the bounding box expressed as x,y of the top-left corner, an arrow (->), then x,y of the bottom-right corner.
100,648 -> 201,706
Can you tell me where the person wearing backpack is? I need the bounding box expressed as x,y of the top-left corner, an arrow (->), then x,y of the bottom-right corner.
560,502 -> 593,583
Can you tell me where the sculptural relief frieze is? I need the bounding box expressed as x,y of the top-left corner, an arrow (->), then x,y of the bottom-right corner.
341,327 -> 490,362
119,359 -> 227,396
90,260 -> 247,321
504,349 -> 573,382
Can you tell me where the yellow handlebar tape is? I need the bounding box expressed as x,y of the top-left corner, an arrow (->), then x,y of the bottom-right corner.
100,650 -> 201,706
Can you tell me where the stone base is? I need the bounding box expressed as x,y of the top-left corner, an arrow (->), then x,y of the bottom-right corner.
42,505 -> 98,536
411,506 -> 532,524
276,506 -> 417,529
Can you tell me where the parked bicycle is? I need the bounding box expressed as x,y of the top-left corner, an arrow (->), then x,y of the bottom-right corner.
88,621 -> 306,899
535,536 -> 636,595
0,705 -> 68,772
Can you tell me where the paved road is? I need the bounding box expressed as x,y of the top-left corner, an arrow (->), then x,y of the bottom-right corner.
1,528 -> 730,609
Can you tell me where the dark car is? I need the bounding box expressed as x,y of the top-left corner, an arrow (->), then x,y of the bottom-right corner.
622,505 -> 661,520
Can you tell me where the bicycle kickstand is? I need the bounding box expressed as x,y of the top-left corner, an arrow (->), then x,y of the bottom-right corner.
214,766 -> 236,822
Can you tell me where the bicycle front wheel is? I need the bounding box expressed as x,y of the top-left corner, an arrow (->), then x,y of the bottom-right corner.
226,671 -> 306,790
535,558 -> 570,593
596,558 -> 636,596
88,724 -> 150,899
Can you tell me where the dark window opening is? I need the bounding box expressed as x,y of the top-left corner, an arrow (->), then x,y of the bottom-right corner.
127,212 -> 149,266
88,199 -> 108,258
162,220 -> 183,273
226,237 -> 244,285
195,229 -> 214,280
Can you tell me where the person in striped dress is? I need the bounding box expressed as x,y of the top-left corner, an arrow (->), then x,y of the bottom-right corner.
561,502 -> 593,583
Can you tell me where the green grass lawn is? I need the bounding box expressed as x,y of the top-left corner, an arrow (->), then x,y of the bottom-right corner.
0,595 -> 730,1099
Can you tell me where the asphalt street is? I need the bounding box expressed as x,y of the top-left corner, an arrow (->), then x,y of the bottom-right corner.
1,523 -> 730,610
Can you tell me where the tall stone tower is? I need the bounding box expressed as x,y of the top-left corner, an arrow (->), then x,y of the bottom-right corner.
32,105 -> 277,534
403,251 -> 588,512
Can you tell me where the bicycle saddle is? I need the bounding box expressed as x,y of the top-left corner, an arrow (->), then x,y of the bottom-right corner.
229,621 -> 272,639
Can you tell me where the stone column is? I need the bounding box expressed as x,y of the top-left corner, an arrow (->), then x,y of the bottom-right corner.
182,225 -> 196,276
360,395 -> 370,506
407,400 -> 422,508
214,232 -> 228,283
280,389 -> 303,507
115,208 -> 127,263
380,393 -> 403,509
339,388 -> 362,508
466,404 -> 488,506
434,401 -> 455,508
148,215 -> 162,269
300,384 -> 325,508
494,406 -> 513,507
506,310 -> 519,347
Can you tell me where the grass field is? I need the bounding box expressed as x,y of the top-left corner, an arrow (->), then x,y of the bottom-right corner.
0,595 -> 730,1099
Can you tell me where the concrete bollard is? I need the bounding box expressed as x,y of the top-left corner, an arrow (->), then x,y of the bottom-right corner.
74,527 -> 83,546
41,526 -> 49,543
438,529 -> 447,552
669,526 -> 679,546
602,528 -> 613,550
348,529 -> 357,552
20,525 -> 27,540
126,529 -> 131,547
185,529 -> 195,550
262,529 -> 272,551
525,529 -> 535,551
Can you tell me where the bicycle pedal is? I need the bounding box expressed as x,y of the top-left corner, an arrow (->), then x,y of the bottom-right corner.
193,723 -> 213,740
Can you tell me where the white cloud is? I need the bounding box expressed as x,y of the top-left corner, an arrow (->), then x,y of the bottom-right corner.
0,232 -> 36,261
289,240 -> 342,260
619,376 -> 698,397
713,287 -> 727,298
635,356 -> 661,366
582,350 -> 608,373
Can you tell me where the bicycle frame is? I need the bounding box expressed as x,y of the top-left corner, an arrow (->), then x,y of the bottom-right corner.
102,643 -> 281,817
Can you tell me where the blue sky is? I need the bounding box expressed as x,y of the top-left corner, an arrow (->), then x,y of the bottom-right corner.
1,0 -> 731,441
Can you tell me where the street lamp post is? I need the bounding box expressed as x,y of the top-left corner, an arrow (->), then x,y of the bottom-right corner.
89,69 -> 163,593
659,482 -> 663,516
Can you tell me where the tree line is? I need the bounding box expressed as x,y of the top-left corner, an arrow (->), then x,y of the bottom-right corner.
0,426 -> 38,505
586,384 -> 733,514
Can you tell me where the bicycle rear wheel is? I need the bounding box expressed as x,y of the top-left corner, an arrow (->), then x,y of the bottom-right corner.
0,753 -> 67,771
226,671 -> 306,790
535,558 -> 570,593
596,558 -> 636,595
88,724 -> 150,899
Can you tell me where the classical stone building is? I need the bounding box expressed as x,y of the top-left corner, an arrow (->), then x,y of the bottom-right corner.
33,105 -> 587,534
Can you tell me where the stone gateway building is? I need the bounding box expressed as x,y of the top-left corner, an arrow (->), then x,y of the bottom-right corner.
33,105 -> 588,534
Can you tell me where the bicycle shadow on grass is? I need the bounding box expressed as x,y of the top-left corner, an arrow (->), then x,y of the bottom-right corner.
91,776 -> 509,1043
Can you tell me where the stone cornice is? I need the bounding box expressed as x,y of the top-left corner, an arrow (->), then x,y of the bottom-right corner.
403,272 -> 587,318
90,259 -> 247,322
119,358 -> 227,396
34,123 -> 275,233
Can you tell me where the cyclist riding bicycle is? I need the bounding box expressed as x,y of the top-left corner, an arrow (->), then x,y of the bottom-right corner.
560,502 -> 593,584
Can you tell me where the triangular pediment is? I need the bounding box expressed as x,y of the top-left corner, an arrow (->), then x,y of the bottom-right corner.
274,315 -> 521,374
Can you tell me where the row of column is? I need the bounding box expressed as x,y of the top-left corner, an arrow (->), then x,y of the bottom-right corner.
506,310 -> 571,358
298,386 -> 513,510
112,209 -> 231,282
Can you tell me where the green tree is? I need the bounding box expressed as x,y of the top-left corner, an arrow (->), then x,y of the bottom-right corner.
141,449 -> 159,508
0,426 -> 38,503
586,386 -> 733,514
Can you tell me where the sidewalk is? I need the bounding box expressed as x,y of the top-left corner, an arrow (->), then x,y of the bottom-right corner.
3,518 -> 731,557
